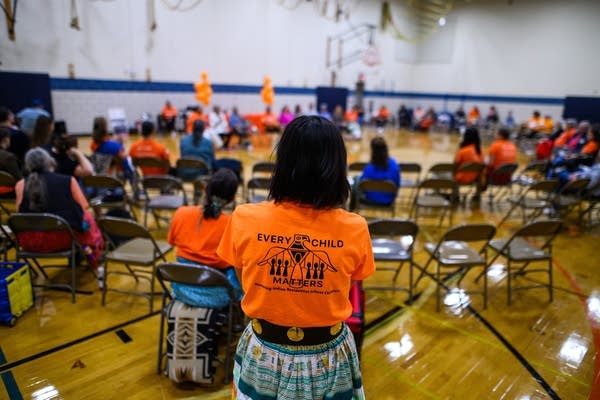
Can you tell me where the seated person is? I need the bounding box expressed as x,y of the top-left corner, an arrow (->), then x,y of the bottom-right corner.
179,120 -> 214,179
262,106 -> 281,133
167,168 -> 243,308
318,103 -> 332,121
541,114 -> 554,136
350,137 -> 400,210
0,106 -> 31,167
454,127 -> 484,184
159,100 -> 178,134
129,121 -> 171,176
454,106 -> 466,130
0,127 -> 23,198
555,121 -> 587,151
486,127 -> 517,185
90,116 -> 131,179
467,106 -> 481,126
418,107 -> 437,131
344,105 -> 362,140
547,123 -> 599,184
398,104 -> 411,128
31,115 -> 54,148
185,106 -> 208,134
412,106 -> 426,130
485,106 -> 499,127
209,105 -> 230,148
49,132 -> 94,178
332,105 -> 346,131
373,105 -> 390,133
522,110 -> 543,138
228,107 -> 251,148
278,105 -> 295,128
15,148 -> 104,271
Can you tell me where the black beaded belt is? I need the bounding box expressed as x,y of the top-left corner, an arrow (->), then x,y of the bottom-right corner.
251,319 -> 344,346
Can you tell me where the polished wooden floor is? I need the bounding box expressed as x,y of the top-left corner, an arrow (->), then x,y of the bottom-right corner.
1,127 -> 598,400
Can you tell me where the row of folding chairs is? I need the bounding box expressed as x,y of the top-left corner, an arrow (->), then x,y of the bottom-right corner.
366,218 -> 563,311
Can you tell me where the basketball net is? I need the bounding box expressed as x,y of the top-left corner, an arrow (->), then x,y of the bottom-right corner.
362,44 -> 382,67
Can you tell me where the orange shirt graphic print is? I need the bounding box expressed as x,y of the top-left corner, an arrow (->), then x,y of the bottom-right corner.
257,234 -> 338,289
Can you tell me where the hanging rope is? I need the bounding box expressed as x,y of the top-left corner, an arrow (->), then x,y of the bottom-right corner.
160,0 -> 203,12
148,0 -> 157,31
70,0 -> 80,30
0,0 -> 17,40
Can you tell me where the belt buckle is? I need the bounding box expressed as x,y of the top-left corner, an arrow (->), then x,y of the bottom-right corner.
287,327 -> 304,342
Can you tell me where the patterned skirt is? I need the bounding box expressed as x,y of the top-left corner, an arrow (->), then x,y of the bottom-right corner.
232,323 -> 365,400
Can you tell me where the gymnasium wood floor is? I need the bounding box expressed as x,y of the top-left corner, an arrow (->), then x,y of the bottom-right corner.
1,127 -> 598,400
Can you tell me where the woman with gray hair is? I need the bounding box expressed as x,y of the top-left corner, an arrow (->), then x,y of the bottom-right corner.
15,147 -> 104,271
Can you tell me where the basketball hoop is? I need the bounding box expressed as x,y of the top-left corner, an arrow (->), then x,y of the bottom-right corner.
362,44 -> 381,67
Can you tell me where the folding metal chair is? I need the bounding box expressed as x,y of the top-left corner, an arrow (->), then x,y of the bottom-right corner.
365,219 -> 419,300
498,179 -> 559,226
410,178 -> 457,227
246,177 -> 271,203
398,162 -> 422,206
0,171 -> 17,217
82,175 -> 135,219
354,179 -> 398,218
485,220 -> 562,305
426,163 -> 455,180
486,163 -> 519,210
552,177 -> 590,220
511,160 -> 549,196
97,216 -> 173,311
579,181 -> 600,229
9,213 -> 92,303
141,176 -> 187,228
419,224 -> 496,311
251,161 -> 275,178
348,161 -> 368,180
156,262 -> 236,384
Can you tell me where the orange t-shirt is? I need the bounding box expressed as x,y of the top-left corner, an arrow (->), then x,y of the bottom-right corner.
527,117 -> 543,132
185,111 -> 209,133
261,113 -> 279,128
581,140 -> 599,156
488,139 -> 517,170
378,107 -> 390,119
129,138 -> 170,175
161,105 -> 178,120
454,144 -> 483,184
345,110 -> 358,123
541,118 -> 554,135
467,109 -> 480,123
168,206 -> 231,268
217,201 -> 375,327
554,128 -> 577,147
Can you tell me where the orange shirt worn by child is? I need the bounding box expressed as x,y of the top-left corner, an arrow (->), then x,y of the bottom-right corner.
217,201 -> 375,328
161,105 -> 178,120
168,206 -> 231,268
129,138 -> 170,175
454,144 -> 483,184
488,139 -> 517,170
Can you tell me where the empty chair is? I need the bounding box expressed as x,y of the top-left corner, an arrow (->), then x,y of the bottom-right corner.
411,178 -> 457,227
486,163 -> 519,210
354,179 -> 398,218
580,181 -> 600,229
366,219 -> 418,300
97,216 -> 173,311
246,177 -> 271,203
499,179 -> 559,226
420,223 -> 496,311
511,160 -> 549,195
141,176 -> 188,228
426,163 -> 455,180
156,262 -> 237,384
485,220 -> 562,305
251,161 -> 275,178
397,162 -> 421,206
9,213 -> 91,303
82,175 -> 134,218
552,177 -> 590,220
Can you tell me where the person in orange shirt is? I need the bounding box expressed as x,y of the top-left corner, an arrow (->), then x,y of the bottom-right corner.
486,127 -> 517,185
185,106 -> 208,134
541,114 -> 554,135
217,115 -> 374,400
581,124 -> 600,158
467,106 -> 481,125
167,168 -> 242,307
261,106 -> 281,133
159,100 -> 178,134
129,121 -> 171,176
523,110 -> 543,138
554,120 -> 580,148
374,105 -> 390,133
454,127 -> 484,184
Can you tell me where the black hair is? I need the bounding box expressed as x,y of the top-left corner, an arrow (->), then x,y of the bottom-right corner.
370,137 -> 389,169
0,106 -> 12,123
269,115 -> 349,208
32,115 -> 53,148
92,116 -> 108,145
141,121 -> 154,138
498,127 -> 510,140
53,120 -> 67,135
203,168 -> 238,219
460,127 -> 481,155
192,120 -> 205,147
